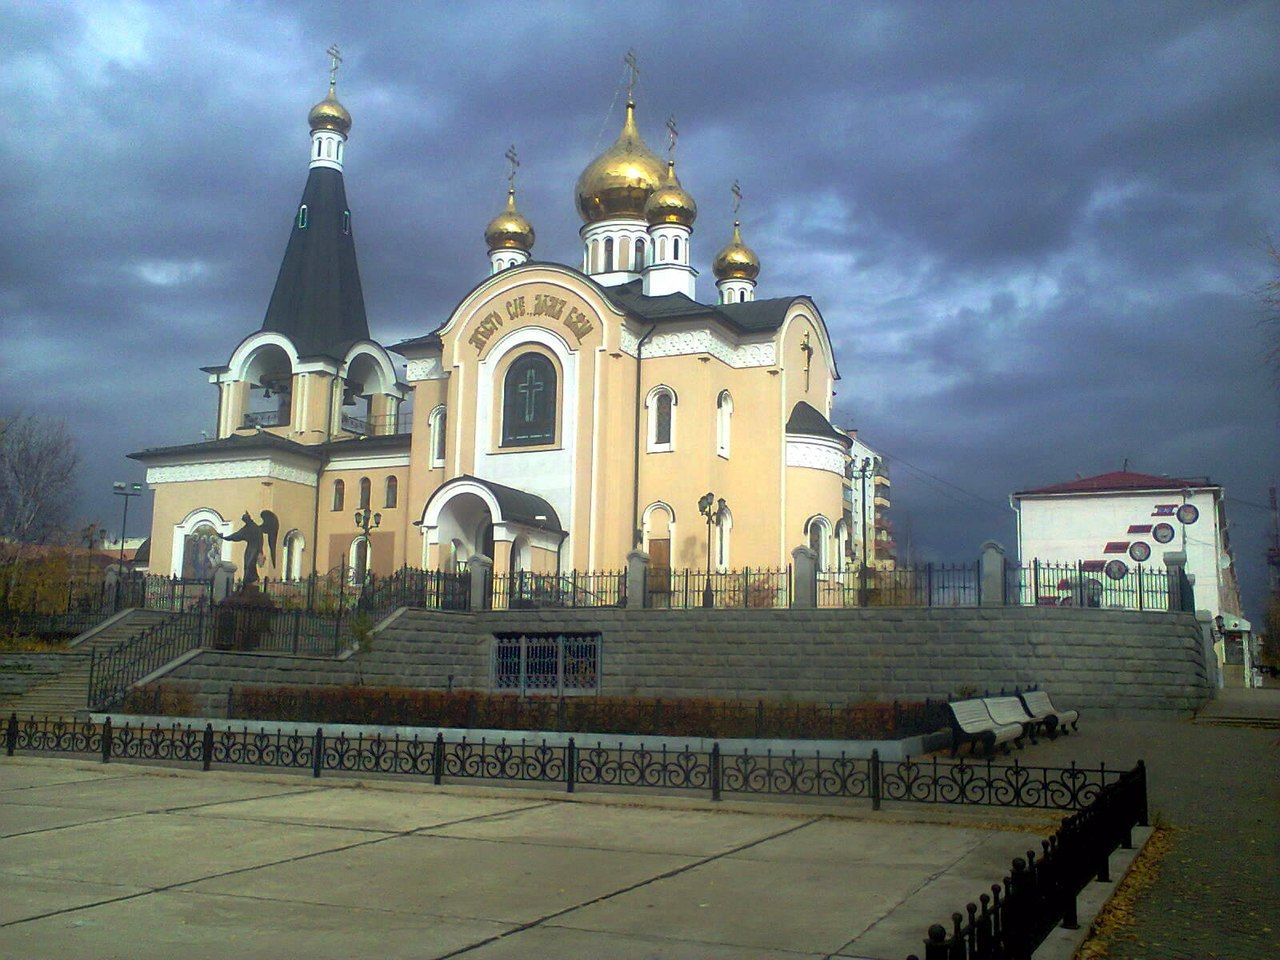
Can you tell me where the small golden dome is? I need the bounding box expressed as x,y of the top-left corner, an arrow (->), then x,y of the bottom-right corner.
713,221 -> 760,281
485,187 -> 535,252
575,100 -> 666,223
308,83 -> 352,135
644,160 -> 697,227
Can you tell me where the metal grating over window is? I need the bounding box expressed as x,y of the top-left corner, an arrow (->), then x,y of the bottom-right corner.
491,632 -> 600,696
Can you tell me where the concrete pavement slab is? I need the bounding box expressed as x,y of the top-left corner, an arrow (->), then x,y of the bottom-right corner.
0,771 -> 320,813
0,888 -> 515,960
0,802 -> 134,838
727,818 -> 1032,870
426,802 -> 790,856
557,855 -> 937,955
0,870 -> 145,925
0,763 -> 129,793
187,832 -> 696,925
184,786 -> 540,833
0,813 -> 379,888
456,922 -> 828,959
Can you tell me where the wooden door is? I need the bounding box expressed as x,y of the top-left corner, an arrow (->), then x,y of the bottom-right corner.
647,538 -> 671,607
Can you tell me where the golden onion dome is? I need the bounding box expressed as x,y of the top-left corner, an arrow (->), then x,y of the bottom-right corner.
575,100 -> 665,223
644,160 -> 697,227
712,221 -> 760,281
308,83 -> 352,135
484,187 -> 535,252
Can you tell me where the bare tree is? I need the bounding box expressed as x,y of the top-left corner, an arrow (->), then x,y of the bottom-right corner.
0,414 -> 80,555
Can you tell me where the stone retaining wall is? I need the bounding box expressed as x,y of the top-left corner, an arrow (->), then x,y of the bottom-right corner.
156,606 -> 1209,718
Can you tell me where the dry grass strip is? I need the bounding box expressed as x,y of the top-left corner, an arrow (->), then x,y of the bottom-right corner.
1073,818 -> 1175,960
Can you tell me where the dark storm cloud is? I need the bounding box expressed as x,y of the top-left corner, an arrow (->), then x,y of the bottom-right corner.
2,1 -> 1277,612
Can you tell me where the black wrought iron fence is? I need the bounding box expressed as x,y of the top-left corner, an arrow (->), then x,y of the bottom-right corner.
5,713 -> 1123,812
907,760 -> 1148,960
817,563 -> 982,608
88,604 -> 211,711
651,567 -> 792,608
255,566 -> 470,613
1004,560 -> 1169,611
489,570 -> 625,610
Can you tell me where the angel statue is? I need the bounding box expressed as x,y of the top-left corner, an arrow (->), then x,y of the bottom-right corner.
218,511 -> 279,587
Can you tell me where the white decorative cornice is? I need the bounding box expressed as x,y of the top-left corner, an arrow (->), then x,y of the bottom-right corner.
619,325 -> 775,368
145,458 -> 319,487
323,452 -> 411,471
405,356 -> 446,381
786,437 -> 846,476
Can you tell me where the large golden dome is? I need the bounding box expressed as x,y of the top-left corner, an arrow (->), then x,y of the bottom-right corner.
485,187 -> 535,252
575,100 -> 665,223
713,221 -> 760,281
644,160 -> 697,228
308,83 -> 352,135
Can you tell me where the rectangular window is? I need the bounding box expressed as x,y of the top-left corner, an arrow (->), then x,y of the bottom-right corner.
490,632 -> 600,695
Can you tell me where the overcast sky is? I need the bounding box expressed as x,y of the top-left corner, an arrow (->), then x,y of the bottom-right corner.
4,1 -> 1278,614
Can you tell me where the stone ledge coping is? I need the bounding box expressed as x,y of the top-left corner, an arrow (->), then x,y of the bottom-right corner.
91,713 -> 952,762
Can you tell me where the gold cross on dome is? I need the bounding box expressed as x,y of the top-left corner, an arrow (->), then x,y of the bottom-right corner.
505,144 -> 520,184
731,180 -> 743,214
666,116 -> 678,158
624,49 -> 639,100
326,44 -> 343,89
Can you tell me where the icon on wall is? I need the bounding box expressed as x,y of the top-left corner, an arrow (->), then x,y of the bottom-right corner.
1176,503 -> 1199,525
1128,541 -> 1151,563
1152,522 -> 1175,544
1104,559 -> 1129,580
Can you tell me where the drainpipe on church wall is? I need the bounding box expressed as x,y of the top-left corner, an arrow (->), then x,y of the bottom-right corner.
631,324 -> 656,548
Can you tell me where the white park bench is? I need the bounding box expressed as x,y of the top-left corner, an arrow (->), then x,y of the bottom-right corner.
948,699 -> 1023,756
1019,690 -> 1080,738
983,696 -> 1042,744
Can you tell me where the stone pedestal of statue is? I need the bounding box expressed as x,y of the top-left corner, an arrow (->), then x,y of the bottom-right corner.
213,583 -> 277,651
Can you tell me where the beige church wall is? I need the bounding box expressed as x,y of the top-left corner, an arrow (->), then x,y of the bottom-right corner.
315,465 -> 406,572
405,373 -> 448,533
785,465 -> 846,566
779,311 -> 836,416
147,476 -> 316,579
218,381 -> 251,439
325,530 -> 396,579
587,350 -> 641,570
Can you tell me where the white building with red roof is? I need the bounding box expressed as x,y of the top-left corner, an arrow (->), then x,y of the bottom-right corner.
1010,470 -> 1243,622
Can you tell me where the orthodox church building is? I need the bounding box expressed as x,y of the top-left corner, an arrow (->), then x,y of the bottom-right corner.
130,63 -> 860,583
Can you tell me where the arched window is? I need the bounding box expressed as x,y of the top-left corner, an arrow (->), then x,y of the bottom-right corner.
716,390 -> 733,458
673,237 -> 681,262
604,237 -> 614,272
331,479 -> 345,512
807,516 -> 830,572
502,353 -> 557,447
716,505 -> 733,572
342,210 -> 350,235
384,475 -> 398,509
315,140 -> 322,158
349,536 -> 369,584
358,477 -> 371,510
646,385 -> 676,452
282,530 -> 305,581
658,236 -> 667,261
834,520 -> 849,573
429,406 -> 447,467
590,239 -> 599,273
297,205 -> 308,229
635,238 -> 645,269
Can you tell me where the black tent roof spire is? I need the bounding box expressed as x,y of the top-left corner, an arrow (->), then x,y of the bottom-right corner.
260,52 -> 368,358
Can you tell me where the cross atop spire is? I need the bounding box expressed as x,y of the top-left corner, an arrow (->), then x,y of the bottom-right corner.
326,44 -> 342,90
666,116 -> 678,158
624,49 -> 639,102
505,144 -> 520,185
731,179 -> 743,214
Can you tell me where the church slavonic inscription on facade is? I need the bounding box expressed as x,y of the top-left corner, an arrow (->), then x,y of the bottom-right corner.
468,292 -> 595,352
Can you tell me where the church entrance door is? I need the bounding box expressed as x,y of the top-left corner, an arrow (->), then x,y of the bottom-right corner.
647,538 -> 671,608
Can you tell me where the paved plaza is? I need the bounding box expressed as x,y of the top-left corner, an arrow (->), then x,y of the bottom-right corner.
0,758 -> 1047,959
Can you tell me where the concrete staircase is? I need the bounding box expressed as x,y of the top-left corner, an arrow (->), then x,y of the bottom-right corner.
0,609 -> 176,719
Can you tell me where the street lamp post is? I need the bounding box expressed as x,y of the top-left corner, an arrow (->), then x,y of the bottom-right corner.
353,507 -> 381,610
854,458 -> 872,605
698,492 -> 727,609
79,522 -> 106,610
112,482 -> 143,609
